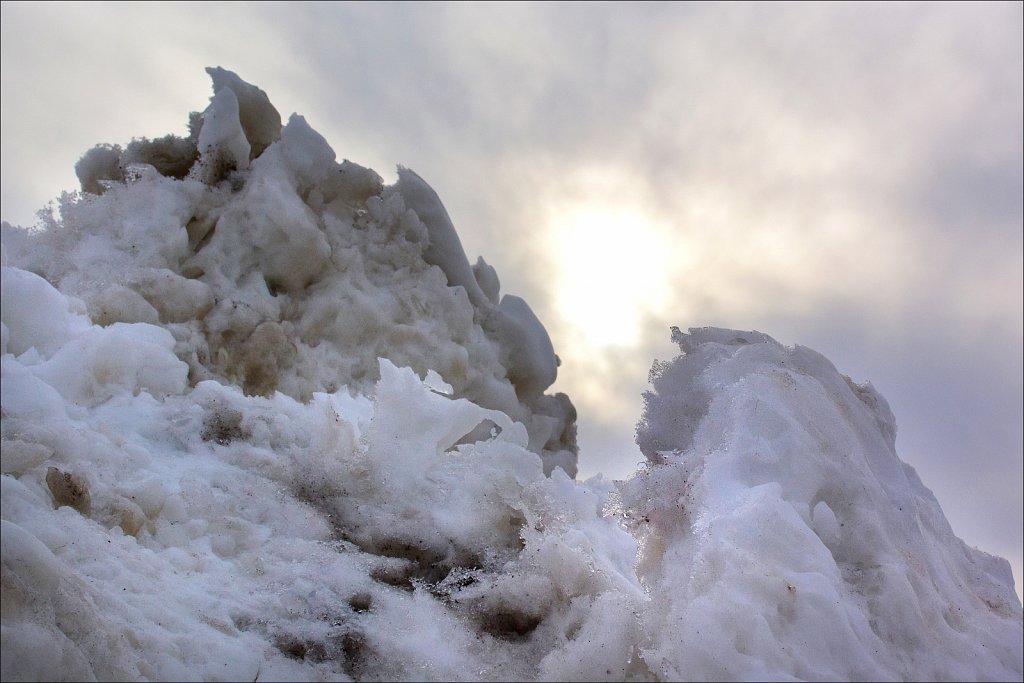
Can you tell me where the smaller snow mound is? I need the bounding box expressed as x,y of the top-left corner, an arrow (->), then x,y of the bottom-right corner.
623,326 -> 1023,681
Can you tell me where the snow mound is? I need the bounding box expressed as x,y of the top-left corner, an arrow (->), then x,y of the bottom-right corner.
621,326 -> 1023,680
5,66 -> 576,476
2,68 -> 1020,681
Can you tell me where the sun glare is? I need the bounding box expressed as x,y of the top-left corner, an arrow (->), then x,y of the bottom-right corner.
549,203 -> 674,349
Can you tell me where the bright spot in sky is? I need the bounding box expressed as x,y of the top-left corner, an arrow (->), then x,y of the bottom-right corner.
550,202 -> 674,349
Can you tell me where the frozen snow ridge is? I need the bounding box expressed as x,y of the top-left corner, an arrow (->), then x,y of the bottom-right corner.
625,327 -> 1022,680
1,68 -> 1020,681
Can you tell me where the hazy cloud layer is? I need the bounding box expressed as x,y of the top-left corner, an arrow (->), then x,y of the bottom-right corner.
2,1 -> 1020,592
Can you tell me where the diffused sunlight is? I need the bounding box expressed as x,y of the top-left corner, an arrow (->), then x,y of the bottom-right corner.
549,202 -> 676,349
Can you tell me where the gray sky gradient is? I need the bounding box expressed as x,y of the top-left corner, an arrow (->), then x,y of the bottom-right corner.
2,1 -> 1021,594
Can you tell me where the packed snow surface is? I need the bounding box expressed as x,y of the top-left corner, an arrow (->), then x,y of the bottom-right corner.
1,68 -> 1021,682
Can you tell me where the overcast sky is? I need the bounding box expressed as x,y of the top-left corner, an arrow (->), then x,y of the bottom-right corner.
2,1 -> 1021,595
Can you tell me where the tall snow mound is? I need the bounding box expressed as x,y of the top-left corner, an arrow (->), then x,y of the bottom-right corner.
1,69 -> 1021,681
621,326 -> 1023,680
4,66 -> 576,477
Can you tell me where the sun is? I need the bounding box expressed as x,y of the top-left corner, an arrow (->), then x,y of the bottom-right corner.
549,202 -> 674,350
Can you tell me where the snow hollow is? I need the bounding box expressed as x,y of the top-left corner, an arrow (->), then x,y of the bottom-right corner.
1,68 -> 1021,682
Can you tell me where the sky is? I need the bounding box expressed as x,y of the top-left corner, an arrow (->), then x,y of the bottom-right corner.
1,1 -> 1021,595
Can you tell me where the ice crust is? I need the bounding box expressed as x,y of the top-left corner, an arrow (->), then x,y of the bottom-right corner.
1,69 -> 1020,681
